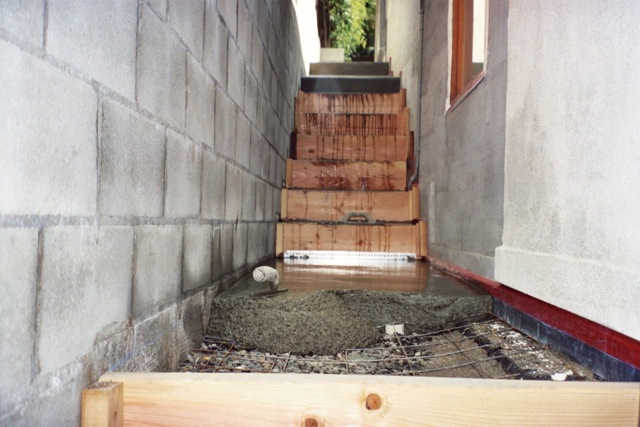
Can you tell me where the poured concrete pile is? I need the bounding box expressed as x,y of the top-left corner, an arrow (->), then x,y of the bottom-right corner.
208,289 -> 492,355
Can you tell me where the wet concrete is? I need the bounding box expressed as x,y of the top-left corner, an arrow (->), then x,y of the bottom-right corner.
208,260 -> 492,355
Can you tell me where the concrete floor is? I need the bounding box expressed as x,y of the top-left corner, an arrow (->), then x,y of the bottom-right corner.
208,259 -> 492,355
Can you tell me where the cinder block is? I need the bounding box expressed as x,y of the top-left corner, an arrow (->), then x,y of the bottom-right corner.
168,0 -> 204,58
246,222 -> 264,265
224,163 -> 242,221
47,0 -> 137,100
186,55 -> 215,148
217,0 -> 237,39
0,228 -> 37,410
251,27 -> 264,83
249,129 -> 269,180
131,306 -> 184,371
179,292 -> 205,346
241,173 -> 256,221
165,130 -> 202,218
255,180 -> 266,221
232,223 -> 248,270
220,224 -> 234,275
214,91 -> 237,160
0,40 -> 97,216
267,221 -> 276,256
38,226 -> 134,375
133,225 -> 182,317
211,225 -> 222,280
138,5 -> 186,128
235,113 -> 251,168
237,0 -> 252,60
0,0 -> 44,46
183,224 -> 213,292
99,98 -> 165,217
204,1 -> 228,88
264,184 -> 274,221
201,149 -> 226,220
244,71 -> 259,125
227,38 -> 245,110
146,0 -> 167,18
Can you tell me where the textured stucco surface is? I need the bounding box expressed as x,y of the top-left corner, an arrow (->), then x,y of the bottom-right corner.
419,0 -> 508,278
495,1 -> 640,341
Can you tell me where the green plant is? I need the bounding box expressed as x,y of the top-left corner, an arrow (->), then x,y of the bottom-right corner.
328,0 -> 376,59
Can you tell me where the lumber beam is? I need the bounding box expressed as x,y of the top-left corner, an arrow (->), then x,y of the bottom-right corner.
286,160 -> 407,191
294,134 -> 410,161
296,90 -> 406,114
297,112 -> 407,136
98,372 -> 640,427
81,381 -> 123,427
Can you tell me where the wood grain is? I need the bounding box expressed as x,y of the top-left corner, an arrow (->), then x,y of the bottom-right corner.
97,372 -> 640,427
294,134 -> 411,161
81,382 -> 123,427
298,109 -> 409,136
286,160 -> 407,191
296,90 -> 406,114
281,187 -> 420,222
276,221 -> 427,256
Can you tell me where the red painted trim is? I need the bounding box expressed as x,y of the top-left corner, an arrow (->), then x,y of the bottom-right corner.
427,256 -> 640,369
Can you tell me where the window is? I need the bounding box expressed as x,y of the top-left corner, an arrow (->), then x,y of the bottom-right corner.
450,0 -> 486,104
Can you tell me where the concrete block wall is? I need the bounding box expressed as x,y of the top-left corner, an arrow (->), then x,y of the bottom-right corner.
0,0 -> 306,424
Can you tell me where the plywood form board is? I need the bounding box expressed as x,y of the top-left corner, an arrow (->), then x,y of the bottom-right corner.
81,381 -> 123,427
294,134 -> 411,161
296,89 -> 406,114
285,159 -> 408,191
297,109 -> 410,136
281,187 -> 421,222
96,372 -> 640,427
276,221 -> 427,257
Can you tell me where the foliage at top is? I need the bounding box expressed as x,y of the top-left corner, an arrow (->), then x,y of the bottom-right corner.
328,0 -> 376,59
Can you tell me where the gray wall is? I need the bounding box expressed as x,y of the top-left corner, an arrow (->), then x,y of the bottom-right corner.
0,0 -> 305,424
495,1 -> 640,341
420,0 -> 508,278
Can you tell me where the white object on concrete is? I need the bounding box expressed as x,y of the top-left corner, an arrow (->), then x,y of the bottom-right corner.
385,324 -> 405,335
253,266 -> 280,292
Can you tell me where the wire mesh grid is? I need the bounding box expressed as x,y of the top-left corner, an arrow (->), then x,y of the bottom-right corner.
178,314 -> 590,379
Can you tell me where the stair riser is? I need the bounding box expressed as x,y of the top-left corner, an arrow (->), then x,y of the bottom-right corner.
286,159 -> 408,191
309,62 -> 390,76
276,221 -> 428,257
281,187 -> 420,222
297,109 -> 409,136
296,90 -> 406,114
294,134 -> 412,161
301,76 -> 401,93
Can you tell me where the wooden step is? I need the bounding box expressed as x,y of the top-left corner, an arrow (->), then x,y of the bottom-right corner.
293,134 -> 412,161
296,109 -> 409,136
281,187 -> 420,222
296,90 -> 406,114
309,62 -> 391,76
300,76 -> 402,93
286,159 -> 408,191
276,221 -> 428,257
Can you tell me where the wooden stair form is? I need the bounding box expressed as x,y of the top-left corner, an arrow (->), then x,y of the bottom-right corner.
277,73 -> 427,259
281,187 -> 421,223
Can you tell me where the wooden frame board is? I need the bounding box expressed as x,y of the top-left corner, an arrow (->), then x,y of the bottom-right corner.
297,109 -> 409,136
88,373 -> 640,427
294,134 -> 411,161
296,89 -> 406,114
286,159 -> 408,191
275,221 -> 427,257
281,187 -> 420,222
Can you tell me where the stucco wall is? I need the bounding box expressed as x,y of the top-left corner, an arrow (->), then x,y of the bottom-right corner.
420,0 -> 508,278
0,0 -> 308,424
495,1 -> 640,341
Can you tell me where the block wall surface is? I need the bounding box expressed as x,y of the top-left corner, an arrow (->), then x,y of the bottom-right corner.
0,0 -> 306,424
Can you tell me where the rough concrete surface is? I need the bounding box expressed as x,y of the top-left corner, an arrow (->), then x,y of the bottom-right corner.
208,289 -> 491,355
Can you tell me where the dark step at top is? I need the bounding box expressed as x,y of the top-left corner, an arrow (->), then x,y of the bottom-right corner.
309,62 -> 390,76
301,76 -> 401,94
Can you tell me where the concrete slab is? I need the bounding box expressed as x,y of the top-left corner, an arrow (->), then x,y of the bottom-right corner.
208,260 -> 491,355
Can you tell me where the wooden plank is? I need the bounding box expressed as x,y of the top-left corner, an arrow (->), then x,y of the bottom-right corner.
281,189 -> 418,222
276,222 -> 424,255
288,160 -> 407,191
297,90 -> 406,114
298,112 -> 407,136
418,219 -> 428,257
275,223 -> 284,256
98,372 -> 640,427
280,188 -> 288,219
285,158 -> 293,187
81,381 -> 123,427
294,134 -> 410,161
